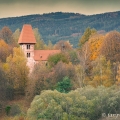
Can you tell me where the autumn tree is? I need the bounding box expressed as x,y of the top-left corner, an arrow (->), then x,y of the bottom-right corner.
90,56 -> 114,87
0,40 -> 12,62
100,31 -> 120,62
3,47 -> 29,95
116,63 -> 120,85
89,33 -> 105,61
78,27 -> 96,48
0,62 -> 8,113
54,40 -> 73,51
53,62 -> 75,84
28,63 -> 51,95
0,26 -> 13,44
75,64 -> 85,87
78,41 -> 91,85
0,63 -> 7,101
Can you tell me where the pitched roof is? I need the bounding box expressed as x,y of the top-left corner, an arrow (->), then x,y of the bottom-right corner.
34,50 -> 61,61
18,24 -> 36,44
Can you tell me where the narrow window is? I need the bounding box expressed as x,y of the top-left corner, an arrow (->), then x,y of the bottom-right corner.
27,53 -> 29,57
27,45 -> 30,49
27,53 -> 30,57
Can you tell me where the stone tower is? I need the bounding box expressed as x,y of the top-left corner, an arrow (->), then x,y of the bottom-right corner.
18,24 -> 36,69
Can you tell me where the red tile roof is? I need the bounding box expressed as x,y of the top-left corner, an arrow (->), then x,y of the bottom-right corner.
18,24 -> 36,44
34,50 -> 61,61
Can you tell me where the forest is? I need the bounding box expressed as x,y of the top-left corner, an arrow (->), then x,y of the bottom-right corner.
0,11 -> 120,47
0,26 -> 120,120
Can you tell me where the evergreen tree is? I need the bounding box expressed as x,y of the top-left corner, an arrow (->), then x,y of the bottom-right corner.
56,76 -> 72,93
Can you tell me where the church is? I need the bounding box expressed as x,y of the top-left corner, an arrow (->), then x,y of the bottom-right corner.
18,24 -> 60,70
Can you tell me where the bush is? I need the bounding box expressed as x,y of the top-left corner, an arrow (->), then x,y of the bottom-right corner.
5,106 -> 11,116
9,104 -> 21,116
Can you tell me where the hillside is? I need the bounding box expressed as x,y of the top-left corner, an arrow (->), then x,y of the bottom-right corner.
0,11 -> 120,47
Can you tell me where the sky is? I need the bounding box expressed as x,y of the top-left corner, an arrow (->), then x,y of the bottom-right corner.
0,0 -> 120,18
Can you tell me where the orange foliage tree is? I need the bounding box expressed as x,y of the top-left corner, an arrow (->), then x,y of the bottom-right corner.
89,34 -> 105,61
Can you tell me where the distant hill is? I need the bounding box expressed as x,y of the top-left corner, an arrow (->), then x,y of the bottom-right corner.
0,11 -> 120,47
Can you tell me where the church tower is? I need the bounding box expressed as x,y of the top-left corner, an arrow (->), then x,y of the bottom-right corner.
18,24 -> 36,69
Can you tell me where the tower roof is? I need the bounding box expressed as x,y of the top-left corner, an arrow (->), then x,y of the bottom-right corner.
18,24 -> 36,44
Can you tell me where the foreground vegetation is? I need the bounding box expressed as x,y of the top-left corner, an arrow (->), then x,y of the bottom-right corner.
27,86 -> 120,120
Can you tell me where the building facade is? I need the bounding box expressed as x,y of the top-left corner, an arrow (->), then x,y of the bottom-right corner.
18,24 -> 60,71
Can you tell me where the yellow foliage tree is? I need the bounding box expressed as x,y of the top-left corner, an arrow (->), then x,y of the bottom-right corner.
116,63 -> 120,85
90,56 -> 114,87
3,47 -> 29,93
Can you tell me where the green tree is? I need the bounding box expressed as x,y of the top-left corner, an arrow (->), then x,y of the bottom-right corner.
78,27 -> 96,48
48,53 -> 69,67
12,28 -> 20,47
33,28 -> 45,49
67,50 -> 79,64
56,76 -> 72,93
27,86 -> 120,120
47,40 -> 53,50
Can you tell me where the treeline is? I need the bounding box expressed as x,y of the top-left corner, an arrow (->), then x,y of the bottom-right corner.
0,11 -> 120,47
